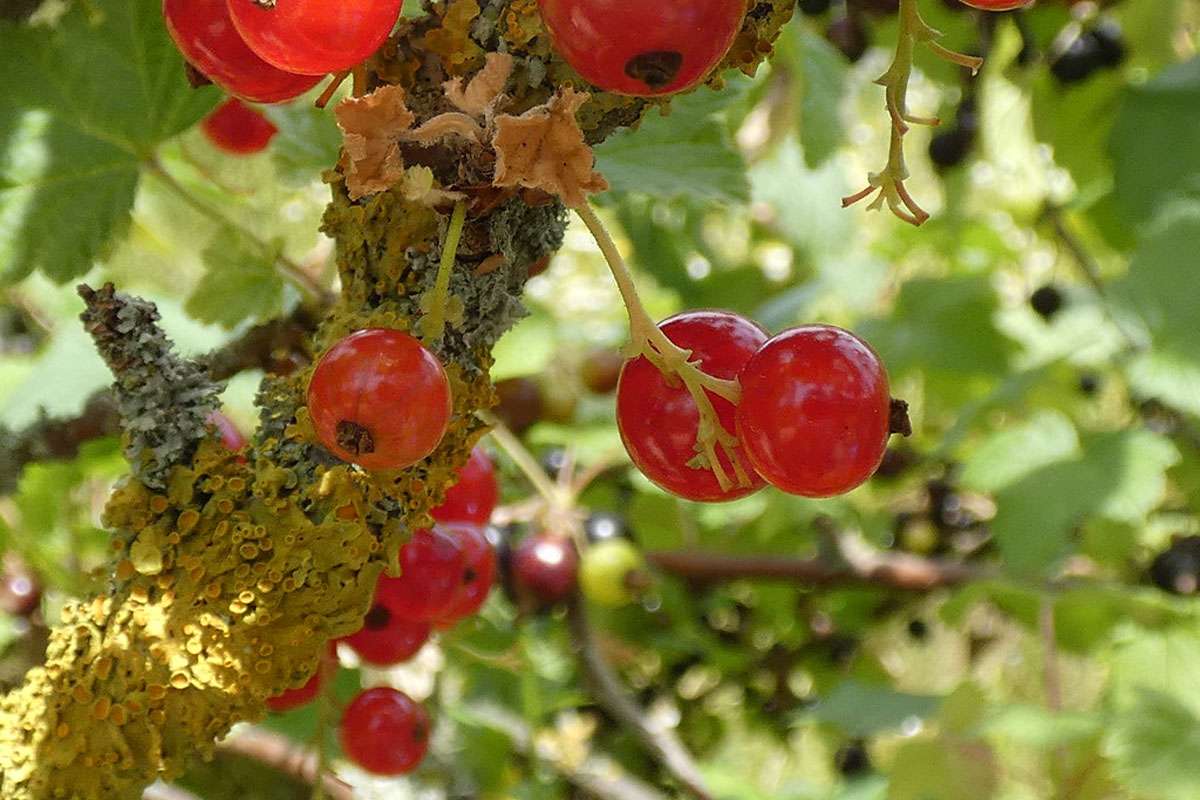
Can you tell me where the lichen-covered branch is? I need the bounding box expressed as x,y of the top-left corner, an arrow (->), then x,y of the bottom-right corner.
0,2 -> 794,798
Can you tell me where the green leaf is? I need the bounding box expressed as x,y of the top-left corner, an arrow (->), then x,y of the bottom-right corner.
959,410 -> 1080,493
888,738 -> 998,800
1031,73 -> 1122,192
185,228 -> 285,330
812,680 -> 942,737
785,27 -> 847,168
1110,57 -> 1200,225
262,103 -> 343,186
749,136 -> 854,259
1105,690 -> 1200,800
0,0 -> 220,283
991,430 -> 1178,575
595,82 -> 750,204
981,704 -> 1103,748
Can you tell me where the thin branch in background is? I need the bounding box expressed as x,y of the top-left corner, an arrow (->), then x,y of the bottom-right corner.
1039,598 -> 1062,712
142,158 -> 335,306
216,727 -> 355,800
645,535 -> 981,592
567,598 -> 714,800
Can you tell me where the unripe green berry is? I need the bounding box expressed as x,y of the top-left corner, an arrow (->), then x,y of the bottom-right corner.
580,539 -> 647,607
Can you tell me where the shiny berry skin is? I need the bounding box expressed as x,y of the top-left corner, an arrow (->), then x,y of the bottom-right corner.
377,527 -> 465,622
339,688 -> 430,776
307,329 -> 452,471
227,0 -> 404,76
343,600 -> 430,666
163,0 -> 321,103
201,98 -> 278,155
435,523 -> 498,623
580,539 -> 646,607
736,325 -> 892,498
616,310 -> 768,503
432,447 -> 498,526
958,0 -> 1031,9
581,348 -> 624,395
536,0 -> 747,97
512,533 -> 579,606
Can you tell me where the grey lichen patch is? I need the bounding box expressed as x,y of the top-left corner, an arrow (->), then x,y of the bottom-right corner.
78,284 -> 222,490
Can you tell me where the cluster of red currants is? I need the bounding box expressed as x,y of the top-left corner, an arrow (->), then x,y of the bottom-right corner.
617,312 -> 900,503
267,444 -> 500,777
163,0 -> 403,154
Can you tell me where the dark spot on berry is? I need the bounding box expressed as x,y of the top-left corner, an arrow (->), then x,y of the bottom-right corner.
624,50 -> 684,89
336,420 -> 375,455
364,603 -> 391,630
463,567 -> 477,585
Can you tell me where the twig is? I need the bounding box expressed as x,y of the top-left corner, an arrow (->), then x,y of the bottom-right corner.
143,159 -> 334,306
645,541 -> 981,591
216,727 -> 355,800
480,410 -> 561,504
464,703 -> 668,800
567,598 -> 714,800
420,200 -> 468,343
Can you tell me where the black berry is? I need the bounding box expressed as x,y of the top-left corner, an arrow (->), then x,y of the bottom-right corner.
835,739 -> 872,776
1051,34 -> 1102,84
798,0 -> 832,15
827,16 -> 869,63
1150,536 -> 1200,596
1091,20 -> 1126,68
1030,284 -> 1064,321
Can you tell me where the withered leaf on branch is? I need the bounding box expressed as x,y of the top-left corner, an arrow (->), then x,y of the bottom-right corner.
335,84 -> 416,200
444,52 -> 514,117
492,88 -> 608,208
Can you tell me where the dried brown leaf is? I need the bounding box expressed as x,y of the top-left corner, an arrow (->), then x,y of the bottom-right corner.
444,52 -> 515,117
402,112 -> 484,145
335,84 -> 416,200
492,88 -> 608,208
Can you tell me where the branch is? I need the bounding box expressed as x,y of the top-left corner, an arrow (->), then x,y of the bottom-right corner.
645,539 -> 981,591
0,304 -> 321,494
567,599 -> 714,800
215,728 -> 354,800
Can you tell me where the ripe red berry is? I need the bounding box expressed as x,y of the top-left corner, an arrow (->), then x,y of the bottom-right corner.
512,532 -> 578,606
201,98 -> 278,155
431,447 -> 498,526
537,0 -> 747,96
435,523 -> 498,624
343,600 -> 430,666
736,325 -> 892,498
227,0 -> 404,76
958,0 -> 1031,9
163,0 -> 321,103
340,687 -> 430,775
616,310 -> 768,502
377,527 -> 465,622
307,329 -> 452,471
208,410 -> 248,451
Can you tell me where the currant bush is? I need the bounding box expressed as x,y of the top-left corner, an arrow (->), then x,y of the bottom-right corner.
616,310 -> 767,502
227,0 -> 404,76
201,98 -> 278,155
163,0 -> 321,103
339,687 -> 430,775
736,325 -> 893,498
536,0 -> 747,96
307,329 -> 452,471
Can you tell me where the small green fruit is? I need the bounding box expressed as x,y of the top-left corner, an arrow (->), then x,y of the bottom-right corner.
580,539 -> 647,607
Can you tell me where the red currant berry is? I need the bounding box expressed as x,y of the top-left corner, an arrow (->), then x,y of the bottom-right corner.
343,600 -> 430,666
208,411 -> 248,451
266,642 -> 337,712
536,0 -> 747,96
307,329 -> 452,471
958,0 -> 1031,9
377,527 -> 465,622
735,325 -> 892,498
512,532 -> 578,606
435,523 -> 497,624
227,0 -> 404,76
339,687 -> 430,775
163,0 -> 321,103
431,447 -> 498,526
616,310 -> 768,502
201,98 -> 278,155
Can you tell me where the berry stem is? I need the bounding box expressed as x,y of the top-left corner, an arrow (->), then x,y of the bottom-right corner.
842,0 -> 983,226
421,200 -> 468,344
572,201 -> 752,493
479,410 -> 562,506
